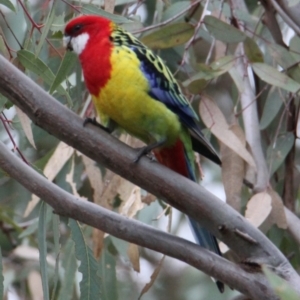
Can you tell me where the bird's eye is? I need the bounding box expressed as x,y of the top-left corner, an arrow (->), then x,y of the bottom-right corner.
73,24 -> 83,33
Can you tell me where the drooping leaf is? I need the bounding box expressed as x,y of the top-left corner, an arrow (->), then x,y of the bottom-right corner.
17,50 -> 72,103
162,1 -> 191,21
199,95 -> 256,168
69,219 -> 102,300
50,13 -> 65,34
0,247 -> 3,300
16,106 -> 36,149
267,132 -> 295,176
28,271 -> 43,300
0,0 -> 15,12
80,4 -> 132,23
220,124 -> 245,212
266,43 -> 297,69
141,23 -> 194,49
51,214 -> 61,300
127,243 -> 140,272
50,51 -> 77,94
138,256 -> 165,299
57,240 -> 77,300
98,238 -> 118,300
204,15 -> 246,43
24,142 -> 74,217
252,63 -> 300,93
0,35 -> 10,59
260,87 -> 285,130
243,37 -> 264,63
38,202 -> 50,300
36,0 -> 58,56
183,55 -> 235,93
245,192 -> 272,232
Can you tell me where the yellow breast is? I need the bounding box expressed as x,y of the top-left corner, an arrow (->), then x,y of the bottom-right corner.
92,45 -> 181,146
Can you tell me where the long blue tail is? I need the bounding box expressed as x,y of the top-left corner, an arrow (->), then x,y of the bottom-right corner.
185,151 -> 224,293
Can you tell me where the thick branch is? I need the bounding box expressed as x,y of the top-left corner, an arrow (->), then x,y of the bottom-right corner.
0,55 -> 299,293
0,140 -> 277,300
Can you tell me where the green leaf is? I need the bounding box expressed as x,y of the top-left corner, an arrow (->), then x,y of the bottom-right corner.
252,63 -> 300,93
57,240 -> 77,300
183,55 -> 235,93
243,37 -> 263,63
266,43 -> 297,69
51,13 -> 65,34
0,36 -> 9,59
263,266 -> 299,300
80,4 -> 132,23
19,219 -> 39,238
0,248 -> 3,300
50,214 -> 60,300
38,202 -> 50,300
98,238 -> 118,300
204,15 -> 246,43
260,87 -> 285,130
141,23 -> 194,49
36,0 -> 58,57
184,79 -> 208,94
267,132 -> 295,176
17,49 -> 56,85
50,51 -> 77,94
0,94 -> 7,113
162,1 -> 191,22
289,35 -> 300,62
17,50 -> 72,103
0,0 -> 15,12
69,219 -> 102,300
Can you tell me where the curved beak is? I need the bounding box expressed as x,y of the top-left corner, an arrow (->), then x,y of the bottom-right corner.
63,35 -> 73,51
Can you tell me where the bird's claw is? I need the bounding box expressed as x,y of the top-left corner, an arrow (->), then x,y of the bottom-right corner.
83,117 -> 111,133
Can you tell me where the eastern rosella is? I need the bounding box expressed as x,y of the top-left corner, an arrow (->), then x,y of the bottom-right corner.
64,15 -> 223,292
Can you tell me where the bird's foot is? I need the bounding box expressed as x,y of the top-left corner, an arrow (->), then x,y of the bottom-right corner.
83,117 -> 112,133
133,139 -> 166,163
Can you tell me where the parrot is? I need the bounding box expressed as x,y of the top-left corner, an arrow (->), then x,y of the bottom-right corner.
64,15 -> 224,292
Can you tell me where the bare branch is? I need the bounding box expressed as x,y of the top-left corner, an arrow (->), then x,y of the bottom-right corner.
230,0 -> 270,192
269,0 -> 300,35
0,55 -> 299,295
0,139 -> 278,300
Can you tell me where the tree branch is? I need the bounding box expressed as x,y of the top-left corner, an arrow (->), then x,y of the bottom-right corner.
269,0 -> 300,35
0,55 -> 299,295
0,139 -> 277,300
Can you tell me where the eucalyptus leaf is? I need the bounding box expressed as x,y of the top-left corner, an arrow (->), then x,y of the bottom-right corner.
260,87 -> 285,130
204,15 -> 246,43
267,132 -> 295,176
38,202 -> 50,300
252,63 -> 300,93
141,23 -> 194,49
69,219 -> 102,300
50,51 -> 77,94
98,238 -> 118,300
0,0 -> 15,12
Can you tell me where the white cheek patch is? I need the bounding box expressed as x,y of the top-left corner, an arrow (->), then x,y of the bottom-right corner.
63,35 -> 70,48
71,33 -> 90,55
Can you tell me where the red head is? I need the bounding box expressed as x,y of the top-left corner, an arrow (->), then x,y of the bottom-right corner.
64,15 -> 112,56
64,15 -> 114,95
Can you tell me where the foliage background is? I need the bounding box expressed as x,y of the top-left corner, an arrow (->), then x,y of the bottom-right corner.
0,0 -> 300,299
